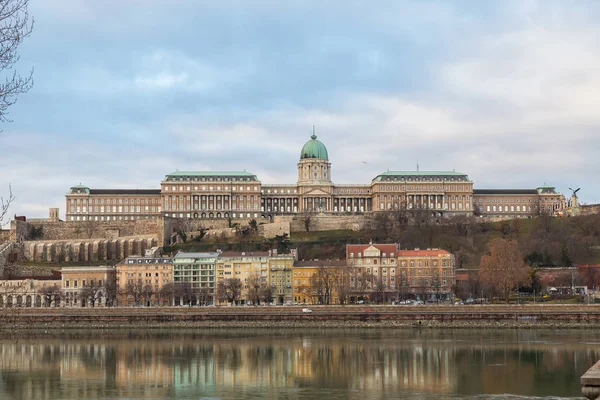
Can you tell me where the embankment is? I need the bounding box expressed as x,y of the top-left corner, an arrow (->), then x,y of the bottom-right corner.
1,305 -> 600,330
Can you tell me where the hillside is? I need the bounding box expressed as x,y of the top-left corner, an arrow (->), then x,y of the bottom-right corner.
165,213 -> 600,267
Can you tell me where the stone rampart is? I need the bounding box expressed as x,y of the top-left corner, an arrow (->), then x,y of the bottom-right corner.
580,204 -> 600,216
288,215 -> 370,232
260,221 -> 291,238
24,219 -> 161,242
0,242 -> 13,277
22,236 -> 158,263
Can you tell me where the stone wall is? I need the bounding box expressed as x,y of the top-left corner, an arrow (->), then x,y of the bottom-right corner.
0,242 -> 13,277
23,219 -> 161,242
287,215 -> 371,233
579,204 -> 600,216
22,236 -> 159,263
0,230 -> 9,242
260,221 -> 291,238
10,220 -> 28,242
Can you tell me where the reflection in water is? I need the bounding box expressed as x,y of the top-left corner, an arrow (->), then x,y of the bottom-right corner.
0,329 -> 597,399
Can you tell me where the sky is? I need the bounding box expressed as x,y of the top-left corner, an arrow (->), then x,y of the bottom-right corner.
1,0 -> 600,220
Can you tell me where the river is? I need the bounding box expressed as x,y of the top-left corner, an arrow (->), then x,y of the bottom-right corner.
0,329 -> 597,399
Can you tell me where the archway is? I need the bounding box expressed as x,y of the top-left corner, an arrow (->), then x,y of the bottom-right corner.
0,296 -> 3,307
16,295 -> 23,307
25,295 -> 32,307
35,295 -> 42,307
6,296 -> 12,308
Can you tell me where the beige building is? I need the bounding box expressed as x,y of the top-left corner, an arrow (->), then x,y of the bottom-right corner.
65,132 -> 565,221
473,186 -> 566,219
65,187 -> 161,222
115,256 -> 173,306
61,266 -> 116,307
0,274 -> 62,308
346,243 -> 455,302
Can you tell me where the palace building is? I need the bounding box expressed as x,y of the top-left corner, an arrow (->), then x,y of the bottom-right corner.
65,132 -> 566,222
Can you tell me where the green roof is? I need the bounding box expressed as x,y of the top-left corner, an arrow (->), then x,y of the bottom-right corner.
374,171 -> 470,181
165,171 -> 259,181
70,184 -> 89,189
300,132 -> 329,160
166,171 -> 255,177
380,171 -> 468,176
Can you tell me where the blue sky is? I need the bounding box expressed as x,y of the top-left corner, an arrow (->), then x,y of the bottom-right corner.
1,0 -> 599,219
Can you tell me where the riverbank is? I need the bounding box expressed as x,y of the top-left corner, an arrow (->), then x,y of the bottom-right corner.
1,305 -> 600,331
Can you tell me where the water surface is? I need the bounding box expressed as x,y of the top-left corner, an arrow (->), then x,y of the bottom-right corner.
0,329 -> 597,399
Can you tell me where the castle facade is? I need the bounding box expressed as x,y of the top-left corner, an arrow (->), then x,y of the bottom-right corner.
65,133 -> 566,222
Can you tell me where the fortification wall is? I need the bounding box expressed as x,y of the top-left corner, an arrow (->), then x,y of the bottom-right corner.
579,204 -> 600,216
10,220 -> 28,242
0,242 -> 13,277
260,221 -> 291,238
24,219 -> 161,242
22,236 -> 159,263
288,215 -> 370,232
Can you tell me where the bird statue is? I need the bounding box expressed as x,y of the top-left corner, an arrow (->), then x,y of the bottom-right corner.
568,187 -> 581,197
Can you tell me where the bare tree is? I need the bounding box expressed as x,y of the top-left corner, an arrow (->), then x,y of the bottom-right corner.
159,283 -> 175,306
80,283 -> 103,307
333,268 -> 351,305
0,0 -> 34,124
311,266 -> 336,305
301,210 -> 315,232
479,238 -> 530,303
174,281 -> 193,306
370,276 -> 386,304
216,278 -> 243,305
261,284 -> 273,305
195,286 -> 211,306
125,279 -> 146,306
246,274 -> 263,305
0,184 -> 14,226
38,284 -> 61,307
104,279 -> 117,307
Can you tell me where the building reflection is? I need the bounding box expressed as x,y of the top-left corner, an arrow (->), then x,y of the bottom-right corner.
0,331 -> 598,399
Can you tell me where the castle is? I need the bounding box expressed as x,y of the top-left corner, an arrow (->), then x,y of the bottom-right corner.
65,131 -> 566,223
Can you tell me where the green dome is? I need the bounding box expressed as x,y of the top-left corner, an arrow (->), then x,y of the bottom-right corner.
300,132 -> 329,160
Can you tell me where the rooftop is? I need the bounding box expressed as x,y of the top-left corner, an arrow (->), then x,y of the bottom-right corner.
174,252 -> 221,260
474,189 -> 538,195
89,189 -> 160,195
373,171 -> 470,181
165,171 -> 257,177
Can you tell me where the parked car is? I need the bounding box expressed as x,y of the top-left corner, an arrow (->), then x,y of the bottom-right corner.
414,300 -> 424,305
455,300 -> 465,305
302,308 -> 313,313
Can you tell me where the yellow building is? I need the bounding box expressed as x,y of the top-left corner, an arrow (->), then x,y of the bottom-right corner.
215,251 -> 270,305
214,251 -> 295,305
268,253 -> 295,305
292,260 -> 347,305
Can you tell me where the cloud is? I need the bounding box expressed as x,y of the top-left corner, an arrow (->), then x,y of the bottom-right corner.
4,0 -> 600,219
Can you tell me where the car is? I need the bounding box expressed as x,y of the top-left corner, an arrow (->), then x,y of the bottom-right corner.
356,300 -> 365,304
414,300 -> 424,305
455,301 -> 465,305
302,308 -> 313,313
